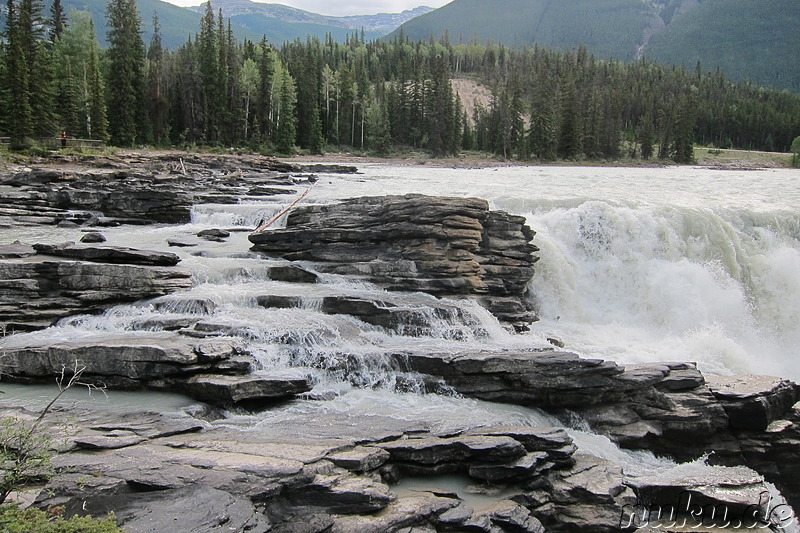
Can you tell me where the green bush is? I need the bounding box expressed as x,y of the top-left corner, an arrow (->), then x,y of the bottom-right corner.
0,505 -> 122,532
791,136 -> 800,168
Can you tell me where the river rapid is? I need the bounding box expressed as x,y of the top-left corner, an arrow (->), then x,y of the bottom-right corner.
3,162 -> 800,482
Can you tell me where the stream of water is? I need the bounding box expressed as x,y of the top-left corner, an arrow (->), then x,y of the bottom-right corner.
3,163 -> 799,493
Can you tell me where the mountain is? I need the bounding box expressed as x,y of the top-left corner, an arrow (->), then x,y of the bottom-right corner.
389,0 -> 653,61
389,0 -> 800,91
34,0 -> 260,49
644,0 -> 800,91
188,1 -> 434,43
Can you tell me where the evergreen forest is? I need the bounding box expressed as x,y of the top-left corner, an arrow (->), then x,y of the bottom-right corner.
2,0 -> 800,164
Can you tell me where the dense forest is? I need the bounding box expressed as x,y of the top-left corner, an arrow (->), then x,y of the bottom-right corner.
1,0 -> 800,163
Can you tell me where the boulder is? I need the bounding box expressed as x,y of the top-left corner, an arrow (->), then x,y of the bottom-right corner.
183,374 -> 312,405
197,228 -> 231,241
80,231 -> 107,243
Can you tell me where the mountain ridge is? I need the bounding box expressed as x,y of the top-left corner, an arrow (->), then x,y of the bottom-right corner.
187,1 -> 434,34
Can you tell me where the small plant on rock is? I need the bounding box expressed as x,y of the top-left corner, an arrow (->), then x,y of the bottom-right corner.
0,361 -> 121,531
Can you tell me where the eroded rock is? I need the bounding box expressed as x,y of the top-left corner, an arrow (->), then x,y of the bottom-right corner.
249,194 -> 539,327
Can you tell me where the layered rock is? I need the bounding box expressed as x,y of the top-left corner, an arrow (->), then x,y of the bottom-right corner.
249,194 -> 539,328
0,242 -> 193,331
0,153 -> 354,226
3,402 -> 783,533
393,349 -> 800,471
0,333 -> 311,405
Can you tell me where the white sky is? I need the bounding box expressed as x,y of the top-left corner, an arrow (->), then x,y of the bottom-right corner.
163,0 -> 452,17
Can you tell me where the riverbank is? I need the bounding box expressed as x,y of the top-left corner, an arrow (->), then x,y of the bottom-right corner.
279,147 -> 794,170
1,146 -> 793,173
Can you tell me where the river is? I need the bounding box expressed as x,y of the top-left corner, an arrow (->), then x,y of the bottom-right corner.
3,162 -> 800,485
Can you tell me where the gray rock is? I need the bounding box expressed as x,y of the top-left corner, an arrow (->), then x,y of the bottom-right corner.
327,447 -> 391,473
100,485 -> 271,533
379,435 -> 526,465
80,231 -> 106,243
626,464 -> 773,529
329,493 -> 459,533
0,246 -> 191,331
0,333 -> 250,398
707,375 -> 799,430
183,374 -> 312,405
167,237 -> 199,247
33,242 -> 181,266
269,264 -> 320,283
530,454 -> 637,532
287,472 -> 395,514
74,430 -> 147,450
249,194 -> 539,326
197,228 -> 231,241
479,500 -> 545,532
0,241 -> 36,258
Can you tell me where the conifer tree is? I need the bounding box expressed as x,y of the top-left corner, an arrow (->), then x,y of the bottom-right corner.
49,0 -> 66,41
671,95 -> 696,164
528,80 -> 558,161
106,0 -> 145,146
5,0 -> 33,148
146,13 -> 168,145
275,69 -> 297,155
87,41 -> 108,142
557,76 -> 582,159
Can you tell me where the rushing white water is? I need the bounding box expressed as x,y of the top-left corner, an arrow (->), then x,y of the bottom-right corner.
308,164 -> 800,381
2,162 -> 799,487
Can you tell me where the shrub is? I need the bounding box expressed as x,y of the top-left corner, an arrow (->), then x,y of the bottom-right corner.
0,505 -> 122,533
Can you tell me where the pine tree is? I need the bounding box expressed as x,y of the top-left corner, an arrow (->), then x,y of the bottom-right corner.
557,76 -> 582,159
366,95 -> 391,154
637,112 -> 655,160
5,0 -> 33,148
671,95 -> 696,164
146,13 -> 168,145
528,80 -> 558,161
87,40 -> 108,142
274,69 -> 296,155
49,0 -> 66,41
255,37 -> 274,142
428,54 -> 456,156
106,0 -> 145,146
197,1 -> 219,142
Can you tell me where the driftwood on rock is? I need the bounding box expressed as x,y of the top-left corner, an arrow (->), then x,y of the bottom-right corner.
250,194 -> 540,329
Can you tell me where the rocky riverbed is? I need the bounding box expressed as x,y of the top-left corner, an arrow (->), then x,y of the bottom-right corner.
1,152 -> 798,532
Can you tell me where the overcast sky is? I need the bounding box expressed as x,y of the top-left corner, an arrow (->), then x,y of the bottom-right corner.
165,0 -> 453,17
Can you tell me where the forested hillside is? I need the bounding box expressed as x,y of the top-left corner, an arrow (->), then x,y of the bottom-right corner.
645,0 -> 800,91
390,0 -> 652,61
391,0 -> 800,92
1,0 -> 799,162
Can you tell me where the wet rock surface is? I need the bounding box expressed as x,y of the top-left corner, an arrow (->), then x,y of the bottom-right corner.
1,153 -> 799,530
0,333 -> 310,406
249,194 -> 540,329
0,243 -> 192,331
0,403 -> 785,533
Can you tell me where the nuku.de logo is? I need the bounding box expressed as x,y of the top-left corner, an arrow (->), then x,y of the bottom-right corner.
619,490 -> 797,530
